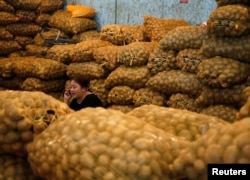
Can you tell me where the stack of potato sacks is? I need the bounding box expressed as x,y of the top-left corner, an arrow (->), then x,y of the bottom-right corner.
0,0 -> 98,98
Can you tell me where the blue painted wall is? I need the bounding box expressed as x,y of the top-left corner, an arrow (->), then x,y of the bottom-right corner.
64,0 -> 217,31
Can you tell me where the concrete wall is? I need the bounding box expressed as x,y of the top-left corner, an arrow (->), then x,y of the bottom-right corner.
65,0 -> 217,31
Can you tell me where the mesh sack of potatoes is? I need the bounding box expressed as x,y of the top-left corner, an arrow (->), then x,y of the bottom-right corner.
167,93 -> 202,113
35,13 -> 51,27
127,104 -> 229,142
118,42 -> 157,66
37,0 -> 63,14
6,23 -> 42,36
21,77 -> 65,92
70,39 -> 113,62
0,0 -> 14,12
14,36 -> 34,49
49,10 -> 97,35
108,86 -> 135,105
100,24 -> 146,45
201,35 -> 250,62
207,4 -> 250,37
0,12 -> 18,25
216,0 -> 250,6
0,155 -> 41,180
27,107 -> 190,180
143,15 -> 190,42
46,44 -> 75,64
66,62 -> 109,80
0,27 -> 13,40
93,45 -> 120,71
89,79 -> 109,107
200,105 -> 237,123
195,83 -> 247,108
0,77 -> 23,90
147,47 -> 178,75
11,57 -> 66,80
133,87 -> 166,107
15,10 -> 36,23
197,56 -> 250,88
25,45 -> 49,57
0,40 -> 22,55
0,90 -> 73,156
159,26 -> 208,51
33,29 -> 68,46
170,118 -> 249,180
104,65 -> 151,90
5,0 -> 41,10
72,30 -> 100,42
176,48 -> 207,74
146,70 -> 203,96
107,104 -> 134,113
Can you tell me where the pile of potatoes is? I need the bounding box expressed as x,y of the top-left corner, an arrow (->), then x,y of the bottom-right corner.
27,107 -> 190,180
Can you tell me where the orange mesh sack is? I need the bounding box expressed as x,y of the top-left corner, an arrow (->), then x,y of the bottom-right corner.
0,12 -> 19,25
67,4 -> 96,18
159,26 -> 208,51
0,40 -> 22,55
143,15 -> 189,42
207,4 -> 250,37
197,56 -> 250,88
37,0 -> 63,13
201,35 -> 250,63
